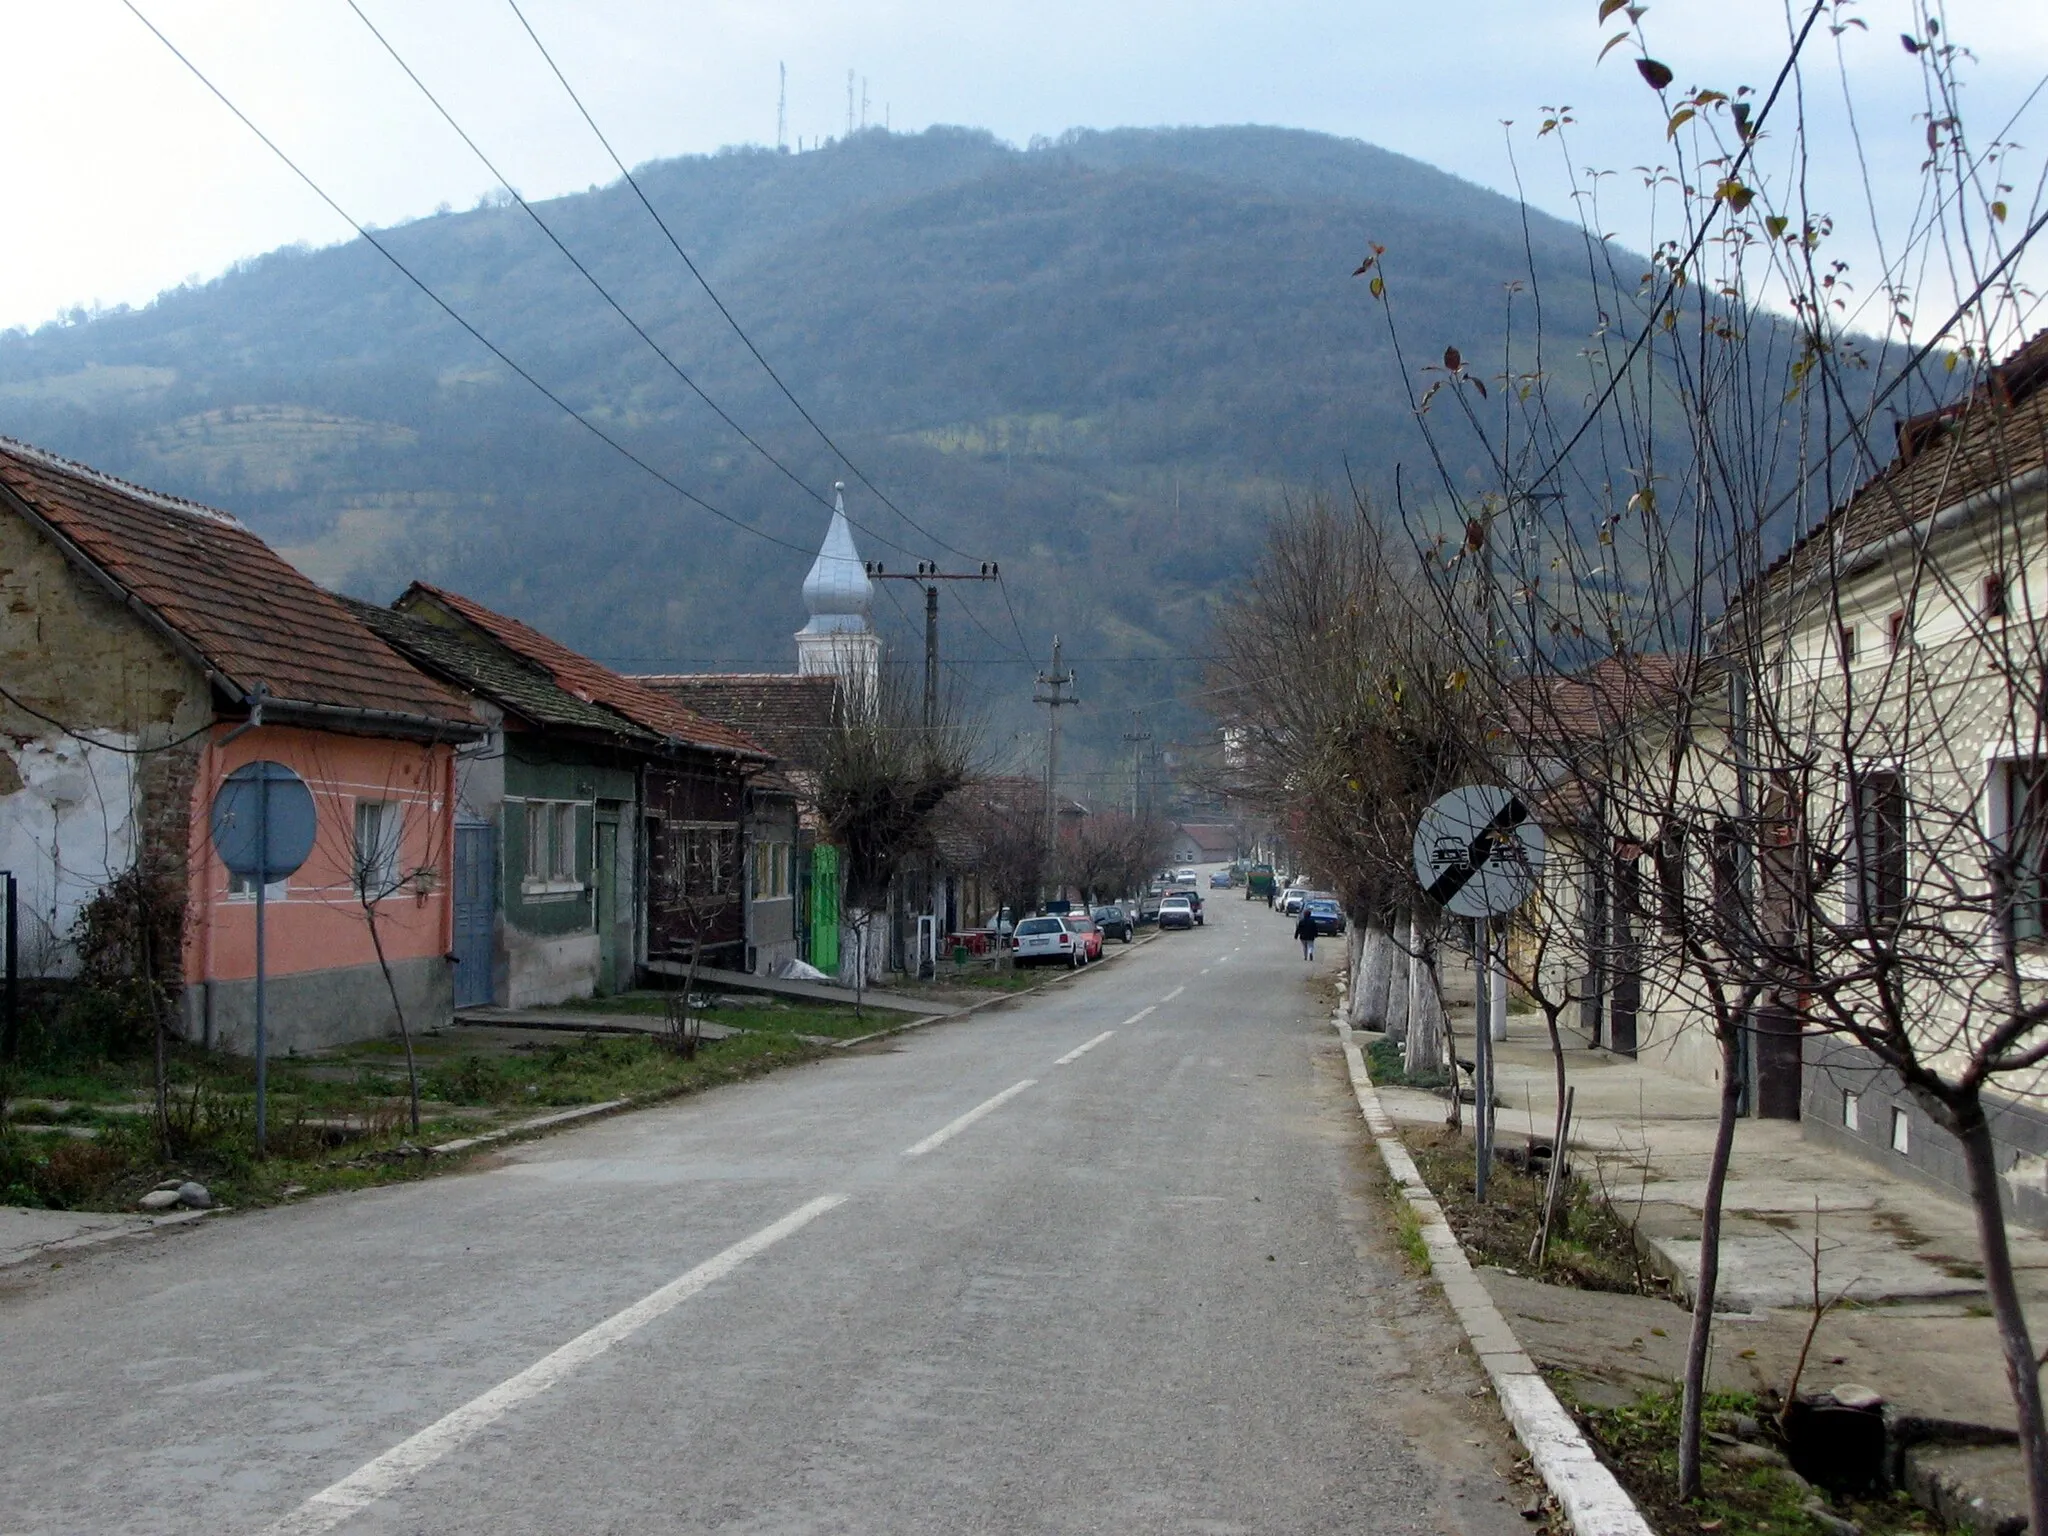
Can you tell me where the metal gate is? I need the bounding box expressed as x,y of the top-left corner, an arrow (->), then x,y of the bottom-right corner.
809,843 -> 840,975
452,823 -> 496,1008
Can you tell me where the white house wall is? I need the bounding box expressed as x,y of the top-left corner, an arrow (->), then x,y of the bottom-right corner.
0,735 -> 140,975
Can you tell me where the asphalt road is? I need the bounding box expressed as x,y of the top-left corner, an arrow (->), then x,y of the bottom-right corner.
0,896 -> 1531,1535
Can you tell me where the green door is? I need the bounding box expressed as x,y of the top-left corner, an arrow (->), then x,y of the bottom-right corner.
595,817 -> 620,995
810,844 -> 840,975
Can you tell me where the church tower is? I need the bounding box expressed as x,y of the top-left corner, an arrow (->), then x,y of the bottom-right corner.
795,482 -> 880,700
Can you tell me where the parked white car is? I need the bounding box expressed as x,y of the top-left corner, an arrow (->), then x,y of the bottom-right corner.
1012,915 -> 1086,968
1159,895 -> 1196,931
1279,888 -> 1309,917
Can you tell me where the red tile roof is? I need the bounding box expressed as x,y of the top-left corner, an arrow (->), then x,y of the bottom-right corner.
0,438 -> 478,733
398,583 -> 768,759
631,674 -> 842,771
1755,330 -> 2048,599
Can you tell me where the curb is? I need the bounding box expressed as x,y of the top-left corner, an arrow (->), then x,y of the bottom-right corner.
0,1205 -> 221,1273
832,928 -> 1163,1049
427,1098 -> 633,1156
1333,1015 -> 1653,1536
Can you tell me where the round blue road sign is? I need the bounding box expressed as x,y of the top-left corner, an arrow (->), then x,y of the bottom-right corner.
210,761 -> 317,881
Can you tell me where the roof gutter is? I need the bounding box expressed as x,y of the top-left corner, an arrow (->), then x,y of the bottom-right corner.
256,696 -> 486,744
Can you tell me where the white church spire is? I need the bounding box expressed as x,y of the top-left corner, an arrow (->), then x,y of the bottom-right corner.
795,482 -> 880,697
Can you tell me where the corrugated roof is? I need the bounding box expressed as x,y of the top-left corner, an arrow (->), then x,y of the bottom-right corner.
0,437 -> 478,733
632,674 -> 842,771
343,597 -> 662,744
397,583 -> 768,759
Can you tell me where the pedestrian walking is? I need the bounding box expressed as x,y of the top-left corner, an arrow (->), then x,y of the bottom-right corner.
1294,907 -> 1318,961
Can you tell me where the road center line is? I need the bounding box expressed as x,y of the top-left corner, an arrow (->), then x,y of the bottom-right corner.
1055,1030 -> 1116,1066
1199,968 -> 1211,976
259,1193 -> 849,1536
1120,1005 -> 1156,1026
901,1080 -> 1036,1157
1161,985 -> 1186,1003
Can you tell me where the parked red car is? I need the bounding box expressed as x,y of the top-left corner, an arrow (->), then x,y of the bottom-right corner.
1065,915 -> 1104,961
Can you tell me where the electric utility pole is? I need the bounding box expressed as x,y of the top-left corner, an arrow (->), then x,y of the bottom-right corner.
1034,637 -> 1078,875
865,559 -> 1001,729
1122,714 -> 1152,817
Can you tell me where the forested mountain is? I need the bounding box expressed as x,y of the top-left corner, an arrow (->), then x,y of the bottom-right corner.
0,124 -> 1603,780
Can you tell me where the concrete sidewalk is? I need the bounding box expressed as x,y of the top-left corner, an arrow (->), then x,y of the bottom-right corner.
1372,989 -> 2048,1441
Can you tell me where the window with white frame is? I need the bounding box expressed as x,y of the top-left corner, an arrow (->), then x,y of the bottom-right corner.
2003,758 -> 2048,943
524,801 -> 579,886
1848,767 -> 1908,926
353,800 -> 404,897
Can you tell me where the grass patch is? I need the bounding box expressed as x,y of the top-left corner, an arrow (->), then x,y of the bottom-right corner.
1559,1383 -> 1946,1536
1391,1197 -> 1430,1270
1404,1125 -> 1667,1295
1365,1034 -> 1452,1092
0,1028 -> 826,1214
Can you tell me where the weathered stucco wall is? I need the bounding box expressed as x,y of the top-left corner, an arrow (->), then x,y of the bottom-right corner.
0,501 -> 211,973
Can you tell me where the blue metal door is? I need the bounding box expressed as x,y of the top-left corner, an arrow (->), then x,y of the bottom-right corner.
453,823 -> 496,1007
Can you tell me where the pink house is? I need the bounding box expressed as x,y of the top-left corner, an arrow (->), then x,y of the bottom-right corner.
0,439 -> 482,1053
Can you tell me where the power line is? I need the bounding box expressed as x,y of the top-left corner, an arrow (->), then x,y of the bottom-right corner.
121,1 -> 818,557
504,0 -> 988,565
343,1 -> 933,564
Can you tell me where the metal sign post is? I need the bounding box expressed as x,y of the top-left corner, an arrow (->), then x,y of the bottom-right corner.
1,871 -> 16,1064
210,761 -> 316,1155
1413,786 -> 1546,1201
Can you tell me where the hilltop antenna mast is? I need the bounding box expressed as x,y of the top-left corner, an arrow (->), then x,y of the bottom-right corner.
846,69 -> 855,136
777,63 -> 787,153
861,76 -> 870,130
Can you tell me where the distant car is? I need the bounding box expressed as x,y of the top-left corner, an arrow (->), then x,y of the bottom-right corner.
1091,904 -> 1135,943
1304,898 -> 1347,936
1012,915 -> 1085,968
1167,886 -> 1205,925
1158,895 -> 1195,930
1176,868 -> 1199,883
1279,888 -> 1308,917
1209,871 -> 1233,888
1137,888 -> 1163,923
1066,915 -> 1104,961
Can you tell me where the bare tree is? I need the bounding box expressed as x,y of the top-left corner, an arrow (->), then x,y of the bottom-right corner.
813,662 -> 979,1003
1356,0 -> 2048,1511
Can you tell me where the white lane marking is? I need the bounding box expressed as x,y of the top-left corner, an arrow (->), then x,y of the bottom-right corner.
1055,1030 -> 1116,1066
1199,968 -> 1211,976
260,1194 -> 848,1535
1120,1005 -> 1157,1026
901,1080 -> 1036,1157
1161,985 -> 1186,1002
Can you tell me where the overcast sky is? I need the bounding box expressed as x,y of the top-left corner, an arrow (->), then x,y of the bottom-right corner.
1,0 -> 2044,336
